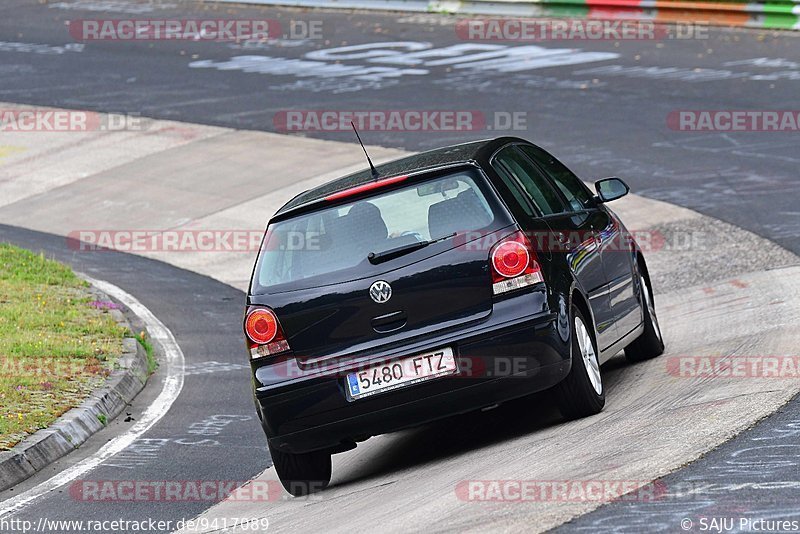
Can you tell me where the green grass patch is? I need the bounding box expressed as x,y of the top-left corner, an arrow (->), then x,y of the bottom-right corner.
136,331 -> 158,375
0,243 -> 126,450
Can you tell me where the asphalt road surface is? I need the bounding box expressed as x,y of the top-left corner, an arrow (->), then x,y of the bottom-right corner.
3,1 -> 800,255
1,0 -> 799,532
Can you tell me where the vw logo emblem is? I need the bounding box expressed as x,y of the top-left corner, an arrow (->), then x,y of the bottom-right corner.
369,280 -> 392,304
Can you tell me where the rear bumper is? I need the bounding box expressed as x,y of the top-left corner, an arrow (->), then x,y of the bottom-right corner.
251,292 -> 572,454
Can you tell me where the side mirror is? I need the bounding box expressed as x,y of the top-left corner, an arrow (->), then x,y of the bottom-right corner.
594,177 -> 629,203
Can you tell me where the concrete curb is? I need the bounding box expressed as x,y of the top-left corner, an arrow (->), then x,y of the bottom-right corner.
0,283 -> 149,492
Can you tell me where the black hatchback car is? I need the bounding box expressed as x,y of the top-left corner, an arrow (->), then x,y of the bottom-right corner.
244,137 -> 664,495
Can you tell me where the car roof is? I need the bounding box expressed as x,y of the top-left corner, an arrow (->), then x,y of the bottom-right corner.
275,136 -> 527,216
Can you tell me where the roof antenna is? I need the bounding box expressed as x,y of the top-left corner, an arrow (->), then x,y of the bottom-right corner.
351,121 -> 380,180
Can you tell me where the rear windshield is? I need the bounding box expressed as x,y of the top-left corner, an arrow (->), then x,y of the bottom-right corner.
254,168 -> 499,293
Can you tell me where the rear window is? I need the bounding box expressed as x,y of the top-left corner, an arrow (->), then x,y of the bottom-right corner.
254,169 -> 497,292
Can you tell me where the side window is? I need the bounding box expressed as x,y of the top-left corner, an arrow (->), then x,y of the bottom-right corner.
492,146 -> 564,216
490,160 -> 534,218
519,145 -> 593,212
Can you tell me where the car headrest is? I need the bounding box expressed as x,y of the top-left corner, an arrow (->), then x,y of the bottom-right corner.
428,189 -> 490,239
342,202 -> 388,245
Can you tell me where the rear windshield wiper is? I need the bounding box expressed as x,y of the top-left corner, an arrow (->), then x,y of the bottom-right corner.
368,232 -> 456,265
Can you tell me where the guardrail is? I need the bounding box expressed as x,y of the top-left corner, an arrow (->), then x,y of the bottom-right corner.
212,0 -> 800,30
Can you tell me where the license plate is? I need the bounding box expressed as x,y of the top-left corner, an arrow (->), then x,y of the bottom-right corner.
345,347 -> 457,400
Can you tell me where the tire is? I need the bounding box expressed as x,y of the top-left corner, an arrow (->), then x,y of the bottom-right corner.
624,273 -> 665,363
269,442 -> 332,497
554,305 -> 605,420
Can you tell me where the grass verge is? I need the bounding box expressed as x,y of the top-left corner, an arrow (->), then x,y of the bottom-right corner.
136,331 -> 158,375
0,243 -> 126,450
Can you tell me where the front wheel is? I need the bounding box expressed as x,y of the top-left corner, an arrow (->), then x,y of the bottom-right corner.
625,274 -> 665,362
268,442 -> 331,497
553,305 -> 605,420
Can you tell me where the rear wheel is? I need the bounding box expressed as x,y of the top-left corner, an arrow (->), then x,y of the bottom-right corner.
554,305 -> 605,420
624,273 -> 665,362
269,443 -> 331,497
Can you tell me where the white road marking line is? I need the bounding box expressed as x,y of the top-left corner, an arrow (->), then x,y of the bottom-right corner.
0,275 -> 185,517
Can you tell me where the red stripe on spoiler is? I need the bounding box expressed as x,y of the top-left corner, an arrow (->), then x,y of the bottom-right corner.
324,175 -> 408,202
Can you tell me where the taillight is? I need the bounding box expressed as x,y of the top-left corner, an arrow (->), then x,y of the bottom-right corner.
489,231 -> 544,295
492,240 -> 529,278
245,308 -> 277,343
245,307 -> 290,359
